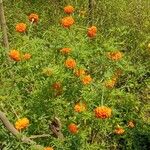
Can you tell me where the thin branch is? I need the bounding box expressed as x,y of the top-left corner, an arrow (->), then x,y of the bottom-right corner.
0,0 -> 9,49
0,111 -> 43,149
49,117 -> 64,140
29,134 -> 51,139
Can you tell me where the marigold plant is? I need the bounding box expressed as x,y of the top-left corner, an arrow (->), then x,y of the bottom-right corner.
107,51 -> 123,61
74,102 -> 86,112
61,16 -> 75,28
94,106 -> 112,119
28,13 -> 39,23
68,123 -> 78,134
104,77 -> 117,89
1,1 -> 149,149
52,82 -> 61,90
15,118 -> 29,130
60,48 -> 71,54
9,50 -> 20,61
87,26 -> 97,38
65,58 -> 76,69
127,121 -> 135,128
23,53 -> 31,60
114,68 -> 123,77
114,126 -> 125,135
64,5 -> 74,14
81,75 -> 92,85
42,68 -> 53,76
16,23 -> 27,32
44,147 -> 54,150
75,68 -> 86,77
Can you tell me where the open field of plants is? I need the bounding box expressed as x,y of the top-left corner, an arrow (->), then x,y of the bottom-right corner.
0,0 -> 150,150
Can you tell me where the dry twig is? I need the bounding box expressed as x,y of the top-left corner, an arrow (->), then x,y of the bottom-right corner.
0,111 -> 43,149
0,0 -> 9,49
49,117 -> 64,140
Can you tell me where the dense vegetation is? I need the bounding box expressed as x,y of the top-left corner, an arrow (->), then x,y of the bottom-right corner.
0,0 -> 150,150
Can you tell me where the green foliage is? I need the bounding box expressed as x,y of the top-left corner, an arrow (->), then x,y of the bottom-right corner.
0,0 -> 150,150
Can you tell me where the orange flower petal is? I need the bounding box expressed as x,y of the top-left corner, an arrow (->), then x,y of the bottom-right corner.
68,123 -> 78,134
15,118 -> 29,130
64,5 -> 74,14
94,106 -> 112,119
61,16 -> 75,28
65,58 -> 76,69
16,23 -> 26,32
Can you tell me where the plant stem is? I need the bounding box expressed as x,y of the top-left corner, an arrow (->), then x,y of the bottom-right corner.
0,0 -> 9,50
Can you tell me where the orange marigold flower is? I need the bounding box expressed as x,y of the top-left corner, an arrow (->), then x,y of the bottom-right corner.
60,48 -> 71,54
44,147 -> 54,150
15,118 -> 29,130
65,58 -> 76,69
87,26 -> 97,38
114,127 -> 125,135
9,50 -> 20,61
127,121 -> 135,128
28,13 -> 39,23
74,102 -> 86,112
75,69 -> 86,77
81,75 -> 92,85
16,23 -> 27,33
107,51 -> 123,61
94,106 -> 112,119
64,5 -> 74,14
52,82 -> 61,90
61,16 -> 75,28
104,78 -> 117,89
23,53 -> 31,60
68,123 -> 78,134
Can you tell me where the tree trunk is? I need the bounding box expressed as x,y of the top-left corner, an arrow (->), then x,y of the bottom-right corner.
0,0 -> 9,50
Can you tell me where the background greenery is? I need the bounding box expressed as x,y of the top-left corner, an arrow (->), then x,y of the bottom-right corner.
0,0 -> 150,149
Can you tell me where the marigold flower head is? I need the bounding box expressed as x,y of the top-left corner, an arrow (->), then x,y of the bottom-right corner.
60,48 -> 71,54
75,69 -> 86,77
81,75 -> 92,85
65,58 -> 76,69
104,78 -> 117,89
148,43 -> 150,48
44,147 -> 54,150
74,102 -> 86,112
16,23 -> 26,33
68,123 -> 78,134
94,106 -> 112,119
114,127 -> 125,135
52,82 -> 61,90
64,5 -> 74,14
23,53 -> 31,60
9,50 -> 20,61
107,51 -> 123,61
127,120 -> 135,128
114,68 -> 123,77
61,16 -> 75,28
15,118 -> 29,130
87,26 -> 97,38
28,13 -> 39,23
42,68 -> 53,76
